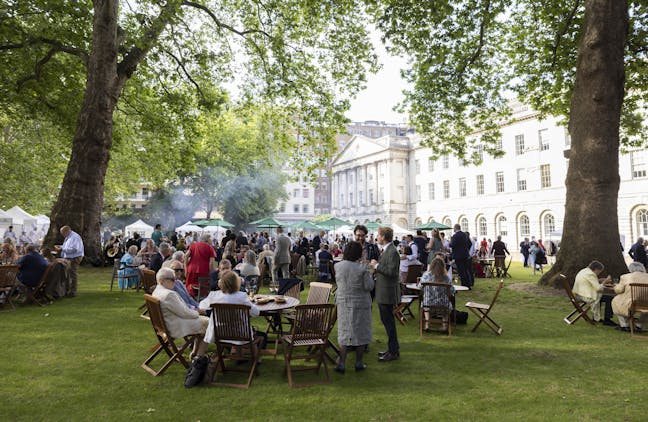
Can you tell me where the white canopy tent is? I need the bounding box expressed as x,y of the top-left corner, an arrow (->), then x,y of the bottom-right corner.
5,206 -> 37,233
0,209 -> 13,233
34,214 -> 50,232
175,221 -> 203,236
391,223 -> 414,238
328,225 -> 354,236
125,219 -> 154,238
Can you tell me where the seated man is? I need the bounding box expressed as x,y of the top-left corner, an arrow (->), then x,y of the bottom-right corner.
16,244 -> 49,288
612,262 -> 648,331
573,260 -> 616,326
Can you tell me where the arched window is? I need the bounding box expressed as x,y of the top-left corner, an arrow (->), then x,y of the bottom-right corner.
543,214 -> 555,238
460,217 -> 469,233
478,216 -> 487,238
497,215 -> 508,236
414,217 -> 423,227
637,208 -> 648,237
519,214 -> 530,237
443,217 -> 452,227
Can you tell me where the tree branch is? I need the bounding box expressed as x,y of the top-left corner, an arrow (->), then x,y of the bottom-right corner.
181,1 -> 272,39
454,0 -> 491,82
17,48 -> 58,91
0,37 -> 88,63
162,48 -> 205,99
550,0 -> 582,68
118,1 -> 182,80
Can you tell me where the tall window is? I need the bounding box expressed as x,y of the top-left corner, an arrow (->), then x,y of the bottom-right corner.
496,138 -> 503,151
519,215 -> 530,237
496,172 -> 505,193
498,215 -> 508,236
475,145 -> 484,162
443,155 -> 449,169
515,134 -> 525,155
302,188 -> 309,198
279,203 -> 286,213
460,217 -> 469,233
538,129 -> 550,151
294,188 -> 300,197
517,168 -> 527,191
293,204 -> 300,213
540,164 -> 551,188
443,180 -> 450,199
476,174 -> 484,195
443,217 -> 452,228
415,160 -> 421,175
302,204 -> 309,213
416,185 -> 421,202
631,150 -> 647,178
459,178 -> 467,197
543,213 -> 555,238
636,208 -> 648,237
478,216 -> 487,237
428,183 -> 435,200
428,157 -> 435,172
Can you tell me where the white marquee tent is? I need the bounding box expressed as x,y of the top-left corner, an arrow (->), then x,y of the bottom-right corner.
35,214 -> 50,232
0,209 -> 13,232
4,206 -> 37,233
175,221 -> 203,235
125,219 -> 154,238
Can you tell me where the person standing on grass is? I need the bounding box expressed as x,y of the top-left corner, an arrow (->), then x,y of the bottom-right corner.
55,225 -> 84,297
629,237 -> 647,268
370,226 -> 401,362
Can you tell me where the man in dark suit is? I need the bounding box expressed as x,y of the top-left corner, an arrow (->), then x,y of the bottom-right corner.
370,226 -> 401,362
273,226 -> 291,280
450,224 -> 473,289
519,238 -> 530,267
629,237 -> 647,267
149,242 -> 172,273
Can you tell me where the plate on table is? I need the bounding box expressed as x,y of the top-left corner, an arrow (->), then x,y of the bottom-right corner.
274,296 -> 286,304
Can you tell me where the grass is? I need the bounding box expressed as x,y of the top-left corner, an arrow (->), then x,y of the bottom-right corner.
1,263 -> 647,421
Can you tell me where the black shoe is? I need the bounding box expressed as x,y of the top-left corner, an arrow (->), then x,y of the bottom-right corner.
185,356 -> 209,388
377,350 -> 399,358
378,352 -> 399,362
355,363 -> 367,371
333,365 -> 345,374
602,319 -> 618,327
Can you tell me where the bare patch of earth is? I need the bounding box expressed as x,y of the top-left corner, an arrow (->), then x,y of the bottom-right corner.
507,282 -> 563,297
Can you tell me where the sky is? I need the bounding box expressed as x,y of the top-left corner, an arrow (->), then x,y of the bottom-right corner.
346,32 -> 410,125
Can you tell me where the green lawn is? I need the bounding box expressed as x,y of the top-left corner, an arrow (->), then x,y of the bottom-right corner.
2,263 -> 646,421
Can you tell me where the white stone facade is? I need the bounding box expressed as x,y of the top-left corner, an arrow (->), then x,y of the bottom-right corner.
275,171 -> 316,224
331,107 -> 648,250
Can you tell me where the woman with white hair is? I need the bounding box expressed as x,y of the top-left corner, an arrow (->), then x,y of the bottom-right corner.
612,262 -> 648,331
235,250 -> 260,277
185,233 -> 217,298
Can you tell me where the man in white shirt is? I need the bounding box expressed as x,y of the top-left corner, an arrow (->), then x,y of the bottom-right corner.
406,234 -> 418,260
55,225 -> 84,297
29,226 -> 41,245
573,260 -> 615,325
3,225 -> 17,243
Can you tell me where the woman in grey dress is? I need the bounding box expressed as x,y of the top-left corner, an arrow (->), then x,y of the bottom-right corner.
334,241 -> 375,373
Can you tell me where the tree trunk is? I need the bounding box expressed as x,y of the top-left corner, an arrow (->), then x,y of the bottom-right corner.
44,0 -> 120,264
541,0 -> 628,286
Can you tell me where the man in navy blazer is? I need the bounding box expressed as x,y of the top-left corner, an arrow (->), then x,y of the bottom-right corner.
450,224 -> 473,289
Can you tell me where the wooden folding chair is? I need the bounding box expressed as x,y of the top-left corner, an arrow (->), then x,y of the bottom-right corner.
139,269 -> 158,319
465,280 -> 504,335
559,274 -> 595,325
404,264 -> 422,284
306,282 -> 333,304
194,276 -> 211,301
281,303 -> 335,387
109,258 -> 120,291
21,263 -> 55,306
0,265 -> 19,311
208,303 -> 262,388
500,255 -> 513,278
419,282 -> 452,337
629,283 -> 648,339
141,294 -> 197,376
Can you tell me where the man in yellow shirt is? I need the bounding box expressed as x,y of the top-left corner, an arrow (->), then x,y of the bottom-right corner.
573,260 -> 616,325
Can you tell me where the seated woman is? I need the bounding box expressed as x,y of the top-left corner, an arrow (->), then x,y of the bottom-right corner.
118,245 -> 141,289
399,246 -> 422,282
235,250 -> 260,278
198,271 -> 260,345
330,243 -> 342,258
16,244 -> 49,288
612,262 -> 648,331
1,240 -> 19,264
152,268 -> 209,352
138,239 -> 158,267
419,257 -> 455,332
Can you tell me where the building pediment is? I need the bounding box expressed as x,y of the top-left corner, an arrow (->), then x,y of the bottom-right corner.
333,135 -> 389,166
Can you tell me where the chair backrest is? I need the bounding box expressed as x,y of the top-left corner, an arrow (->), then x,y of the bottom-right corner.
144,294 -> 170,338
306,282 -> 333,304
0,265 -> 19,288
405,264 -> 422,284
113,258 -> 121,271
35,263 -> 56,289
210,303 -> 253,342
488,280 -> 504,309
141,269 -> 157,294
289,303 -> 336,341
559,274 -> 579,303
420,282 -> 452,313
283,281 -> 302,299
630,283 -> 648,311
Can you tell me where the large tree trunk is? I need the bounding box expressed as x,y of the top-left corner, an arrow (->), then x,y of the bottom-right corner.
43,0 -> 120,264
541,0 -> 628,286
